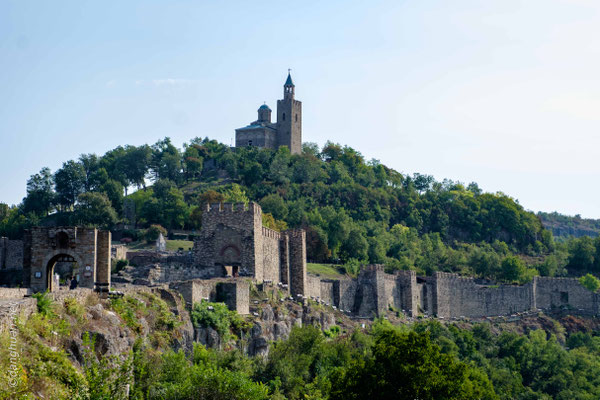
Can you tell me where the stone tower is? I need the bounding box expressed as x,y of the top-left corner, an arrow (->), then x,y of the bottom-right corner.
276,72 -> 302,154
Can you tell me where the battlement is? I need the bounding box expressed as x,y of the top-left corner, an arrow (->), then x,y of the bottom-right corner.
361,264 -> 385,273
534,276 -> 580,283
395,270 -> 416,278
262,226 -> 282,240
205,202 -> 260,215
285,229 -> 306,239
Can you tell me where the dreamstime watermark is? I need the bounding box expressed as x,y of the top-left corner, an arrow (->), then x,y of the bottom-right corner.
4,301 -> 23,388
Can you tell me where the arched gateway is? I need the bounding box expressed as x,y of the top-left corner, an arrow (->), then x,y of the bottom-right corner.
26,227 -> 111,293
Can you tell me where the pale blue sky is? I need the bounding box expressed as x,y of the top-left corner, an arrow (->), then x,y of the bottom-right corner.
1,0 -> 599,218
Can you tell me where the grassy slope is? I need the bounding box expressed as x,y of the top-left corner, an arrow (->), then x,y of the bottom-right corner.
307,263 -> 345,278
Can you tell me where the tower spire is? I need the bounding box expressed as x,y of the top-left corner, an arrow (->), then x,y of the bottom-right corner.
284,69 -> 295,99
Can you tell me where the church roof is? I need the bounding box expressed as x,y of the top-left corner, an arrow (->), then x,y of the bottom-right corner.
258,104 -> 271,111
284,73 -> 294,86
236,122 -> 277,131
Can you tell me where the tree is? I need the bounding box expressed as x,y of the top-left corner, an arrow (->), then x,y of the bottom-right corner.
150,138 -> 182,183
79,153 -> 100,191
145,224 -> 167,242
260,194 -> 288,220
73,192 -> 118,228
567,236 -> 596,272
499,256 -> 527,283
223,184 -> 249,205
330,329 -> 496,400
54,160 -> 86,210
123,145 -> 151,189
340,228 -> 368,262
22,167 -> 55,216
183,144 -> 203,181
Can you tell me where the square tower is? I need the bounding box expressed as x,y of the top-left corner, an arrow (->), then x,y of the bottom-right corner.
276,72 -> 302,154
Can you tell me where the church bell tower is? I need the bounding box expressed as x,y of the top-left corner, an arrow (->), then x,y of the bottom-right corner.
276,71 -> 302,154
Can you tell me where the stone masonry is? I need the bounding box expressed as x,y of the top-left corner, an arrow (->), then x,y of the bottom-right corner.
26,227 -> 111,293
235,72 -> 302,155
304,266 -> 600,319
193,202 -> 306,296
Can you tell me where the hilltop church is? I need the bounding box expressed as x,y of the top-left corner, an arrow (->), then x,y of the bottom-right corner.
235,72 -> 302,154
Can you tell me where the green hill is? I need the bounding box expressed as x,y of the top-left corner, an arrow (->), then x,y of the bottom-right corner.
3,137 -> 600,282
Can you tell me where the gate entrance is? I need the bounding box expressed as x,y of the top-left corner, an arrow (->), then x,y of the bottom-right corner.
27,227 -> 111,293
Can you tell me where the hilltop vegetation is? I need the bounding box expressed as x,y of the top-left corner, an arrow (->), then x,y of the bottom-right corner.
2,137 -> 600,282
538,211 -> 600,239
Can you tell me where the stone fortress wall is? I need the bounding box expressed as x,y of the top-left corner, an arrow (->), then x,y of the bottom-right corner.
303,267 -> 600,319
193,202 -> 306,296
0,237 -> 25,286
3,209 -> 600,320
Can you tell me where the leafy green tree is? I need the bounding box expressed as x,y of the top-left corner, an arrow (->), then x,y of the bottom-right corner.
183,143 -> 203,181
79,153 -> 100,191
146,181 -> 188,228
123,144 -> 151,189
145,224 -> 167,242
260,194 -> 288,220
150,137 -> 182,183
54,160 -> 86,210
223,184 -> 249,205
73,192 -> 118,228
22,167 -> 55,216
330,329 -> 496,400
499,256 -> 527,283
567,236 -> 596,272
340,228 -> 369,262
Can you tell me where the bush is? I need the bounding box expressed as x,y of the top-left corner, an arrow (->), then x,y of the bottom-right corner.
579,273 -> 600,292
191,301 -> 248,339
113,259 -> 128,273
32,291 -> 55,317
145,224 -> 167,243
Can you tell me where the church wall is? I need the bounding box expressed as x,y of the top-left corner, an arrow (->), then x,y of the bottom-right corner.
235,128 -> 277,149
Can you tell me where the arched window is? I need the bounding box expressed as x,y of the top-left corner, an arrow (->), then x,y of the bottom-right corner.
282,113 -> 286,121
248,140 -> 253,146
295,114 -> 298,122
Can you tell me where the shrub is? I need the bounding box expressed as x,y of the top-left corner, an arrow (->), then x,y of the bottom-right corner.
114,259 -> 128,273
579,273 -> 600,292
191,301 -> 249,339
145,224 -> 167,243
32,291 -> 55,317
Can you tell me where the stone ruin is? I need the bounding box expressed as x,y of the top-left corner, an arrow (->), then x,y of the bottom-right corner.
2,203 -> 600,320
0,227 -> 111,293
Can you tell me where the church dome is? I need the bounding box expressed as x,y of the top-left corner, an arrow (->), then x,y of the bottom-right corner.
258,104 -> 271,111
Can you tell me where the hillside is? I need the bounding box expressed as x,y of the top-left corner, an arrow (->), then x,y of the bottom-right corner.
538,211 -> 600,239
2,137 -> 600,282
5,286 -> 600,399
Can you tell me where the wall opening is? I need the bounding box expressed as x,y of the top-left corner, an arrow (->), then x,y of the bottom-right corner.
560,291 -> 569,304
46,253 -> 77,292
57,232 -> 69,249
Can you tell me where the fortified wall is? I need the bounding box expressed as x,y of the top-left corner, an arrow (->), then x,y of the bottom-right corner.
0,237 -> 24,286
193,202 -> 306,296
305,267 -> 600,318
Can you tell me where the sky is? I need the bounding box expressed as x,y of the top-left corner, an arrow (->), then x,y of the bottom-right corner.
0,0 -> 599,218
